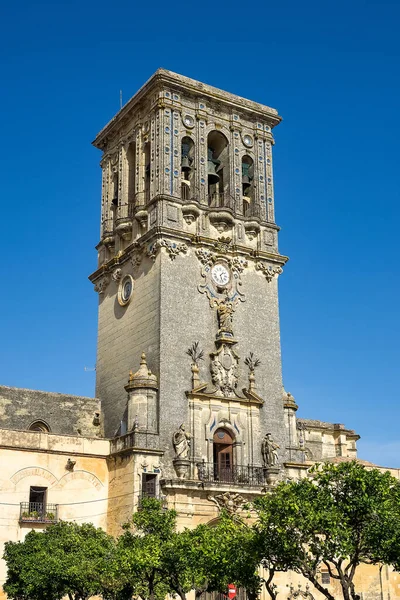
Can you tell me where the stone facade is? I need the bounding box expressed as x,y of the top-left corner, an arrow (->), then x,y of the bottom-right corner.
0,70 -> 398,600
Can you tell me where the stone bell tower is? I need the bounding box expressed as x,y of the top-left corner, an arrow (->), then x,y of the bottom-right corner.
90,70 -> 296,492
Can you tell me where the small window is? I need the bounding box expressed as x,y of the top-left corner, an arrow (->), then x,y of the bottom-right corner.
321,571 -> 330,585
142,473 -> 157,498
28,420 -> 50,433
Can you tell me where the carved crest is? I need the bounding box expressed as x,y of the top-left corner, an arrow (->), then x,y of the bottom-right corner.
208,492 -> 245,513
210,342 -> 240,397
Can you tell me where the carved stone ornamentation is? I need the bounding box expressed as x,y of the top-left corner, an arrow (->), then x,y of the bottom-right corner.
208,492 -> 245,513
147,239 -> 188,262
112,268 -> 122,282
196,248 -> 247,308
210,342 -> 240,397
244,352 -> 261,391
255,262 -> 283,282
214,236 -> 233,254
94,275 -> 110,295
130,249 -> 143,270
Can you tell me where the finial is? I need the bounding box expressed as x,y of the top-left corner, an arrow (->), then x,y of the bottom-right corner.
186,342 -> 204,389
140,352 -> 147,364
244,352 -> 260,391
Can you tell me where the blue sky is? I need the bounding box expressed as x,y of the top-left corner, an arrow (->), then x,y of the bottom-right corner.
1,0 -> 399,466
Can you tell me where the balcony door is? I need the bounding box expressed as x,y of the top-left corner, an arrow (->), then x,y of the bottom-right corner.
213,429 -> 234,482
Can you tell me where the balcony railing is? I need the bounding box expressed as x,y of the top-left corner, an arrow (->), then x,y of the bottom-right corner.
20,502 -> 58,523
208,192 -> 236,211
197,463 -> 266,486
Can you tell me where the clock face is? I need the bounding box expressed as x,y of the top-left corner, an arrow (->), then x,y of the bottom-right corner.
211,264 -> 230,287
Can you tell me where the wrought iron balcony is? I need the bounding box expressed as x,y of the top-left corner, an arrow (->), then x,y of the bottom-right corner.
20,502 -> 58,524
197,463 -> 265,486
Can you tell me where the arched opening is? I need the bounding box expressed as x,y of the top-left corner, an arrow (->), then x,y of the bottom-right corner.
181,136 -> 195,200
207,131 -> 229,207
127,142 -> 136,204
213,428 -> 234,481
111,164 -> 119,208
241,155 -> 254,216
28,420 -> 50,433
144,142 -> 151,204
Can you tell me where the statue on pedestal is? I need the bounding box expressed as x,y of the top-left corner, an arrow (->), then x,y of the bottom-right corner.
172,424 -> 192,460
262,433 -> 280,467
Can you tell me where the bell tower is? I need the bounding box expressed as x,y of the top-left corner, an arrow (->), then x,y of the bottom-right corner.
90,70 -> 293,487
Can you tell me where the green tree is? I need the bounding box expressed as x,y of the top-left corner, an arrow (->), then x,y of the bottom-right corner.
254,461 -> 400,600
118,499 -> 260,600
3,521 -> 116,600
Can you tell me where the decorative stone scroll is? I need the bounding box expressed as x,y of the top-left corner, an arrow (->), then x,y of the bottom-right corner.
111,268 -> 122,281
255,262 -> 283,282
147,239 -> 188,261
94,275 -> 110,295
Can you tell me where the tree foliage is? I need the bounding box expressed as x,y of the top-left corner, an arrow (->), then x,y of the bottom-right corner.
3,521 -> 116,600
254,461 -> 400,600
5,464 -> 400,600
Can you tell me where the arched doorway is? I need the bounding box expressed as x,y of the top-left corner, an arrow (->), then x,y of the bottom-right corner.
213,428 -> 234,482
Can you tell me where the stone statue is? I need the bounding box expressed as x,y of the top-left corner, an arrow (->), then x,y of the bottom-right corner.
262,433 -> 280,467
217,298 -> 234,335
172,424 -> 192,459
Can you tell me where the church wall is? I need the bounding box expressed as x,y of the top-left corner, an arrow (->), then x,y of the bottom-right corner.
95,253 -> 161,438
0,386 -> 101,437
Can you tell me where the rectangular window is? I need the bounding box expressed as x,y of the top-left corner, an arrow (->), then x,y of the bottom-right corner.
142,474 -> 157,498
321,571 -> 330,585
29,486 -> 47,517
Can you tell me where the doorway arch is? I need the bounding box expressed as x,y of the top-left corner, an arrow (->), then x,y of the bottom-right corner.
213,428 -> 234,481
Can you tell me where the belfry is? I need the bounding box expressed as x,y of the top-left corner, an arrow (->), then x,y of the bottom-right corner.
89,69 -> 358,521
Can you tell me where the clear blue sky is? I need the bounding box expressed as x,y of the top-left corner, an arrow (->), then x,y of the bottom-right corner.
1,0 -> 399,466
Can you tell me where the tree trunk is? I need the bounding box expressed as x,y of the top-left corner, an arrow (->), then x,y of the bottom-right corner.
303,572 -> 336,600
263,570 -> 277,600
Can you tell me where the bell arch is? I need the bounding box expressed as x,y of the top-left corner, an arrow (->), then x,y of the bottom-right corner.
207,130 -> 230,206
181,136 -> 195,200
127,141 -> 136,204
241,154 -> 254,216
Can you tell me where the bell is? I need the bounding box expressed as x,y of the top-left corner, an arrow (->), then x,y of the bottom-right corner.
181,156 -> 191,172
207,148 -> 220,185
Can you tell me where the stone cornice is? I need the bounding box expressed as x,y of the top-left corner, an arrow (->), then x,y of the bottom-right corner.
93,69 -> 282,149
186,390 -> 263,408
89,228 -> 288,291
